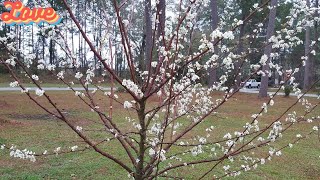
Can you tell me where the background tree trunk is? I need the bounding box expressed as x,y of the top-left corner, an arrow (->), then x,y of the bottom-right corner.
208,0 -> 218,87
234,13 -> 245,89
158,0 -> 166,41
314,0 -> 319,83
259,0 -> 278,98
303,0 -> 311,90
144,0 -> 152,70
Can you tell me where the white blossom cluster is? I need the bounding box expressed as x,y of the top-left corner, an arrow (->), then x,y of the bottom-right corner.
9,81 -> 19,87
8,146 -> 36,162
35,88 -> 45,96
122,79 -> 143,98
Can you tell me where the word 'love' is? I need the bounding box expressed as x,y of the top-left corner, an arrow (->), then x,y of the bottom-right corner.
1,1 -> 61,26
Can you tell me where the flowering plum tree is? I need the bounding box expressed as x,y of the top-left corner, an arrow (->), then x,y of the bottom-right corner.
0,0 -> 319,179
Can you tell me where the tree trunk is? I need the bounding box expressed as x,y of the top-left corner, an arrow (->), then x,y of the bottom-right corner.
310,0 -> 318,87
49,39 -> 54,64
303,0 -> 311,90
208,0 -> 219,87
42,25 -> 45,62
145,0 -> 152,70
313,0 -> 319,83
259,0 -> 278,98
135,100 -> 146,179
234,14 -> 245,89
157,0 -> 166,41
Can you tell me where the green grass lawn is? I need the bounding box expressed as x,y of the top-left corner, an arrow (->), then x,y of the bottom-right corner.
0,82 -> 115,88
0,73 -> 119,88
0,91 -> 319,179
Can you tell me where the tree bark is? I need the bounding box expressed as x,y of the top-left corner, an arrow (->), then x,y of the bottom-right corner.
303,0 -> 311,90
135,100 -> 146,179
208,0 -> 218,87
314,0 -> 319,83
145,0 -> 152,70
49,39 -> 54,64
259,0 -> 278,98
234,13 -> 245,89
157,0 -> 166,41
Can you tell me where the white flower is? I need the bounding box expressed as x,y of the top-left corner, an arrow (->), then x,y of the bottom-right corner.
134,123 -> 142,130
122,79 -> 143,97
261,158 -> 265,165
71,146 -> 78,151
236,20 -> 243,26
57,71 -> 65,79
0,144 -> 5,150
260,55 -> 268,65
211,30 -> 223,39
149,60 -> 158,68
226,140 -> 234,147
149,148 -> 156,156
9,147 -> 36,162
223,133 -> 232,139
76,126 -> 83,132
35,88 -> 45,96
37,64 -> 45,70
275,151 -> 282,156
32,75 -> 39,81
10,81 -> 19,87
183,163 -> 188,166
288,143 -> 293,148
270,99 -> 274,106
269,148 -> 275,156
5,58 -> 16,66
75,72 -> 83,79
223,31 -> 235,40
54,147 -> 61,154
47,64 -> 56,71
21,88 -> 30,93
296,134 -> 302,138
75,91 -> 81,96
313,126 -> 319,131
199,137 -> 207,144
123,19 -> 129,26
251,114 -> 259,119
124,101 -> 133,109
262,103 -> 268,113
159,149 -> 166,161
223,165 -> 230,171
150,123 -> 161,135
251,64 -> 261,70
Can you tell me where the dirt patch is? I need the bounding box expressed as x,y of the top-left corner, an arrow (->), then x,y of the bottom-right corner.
0,117 -> 11,127
0,117 -> 26,128
0,100 -> 10,108
7,113 -> 56,121
69,118 -> 95,126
